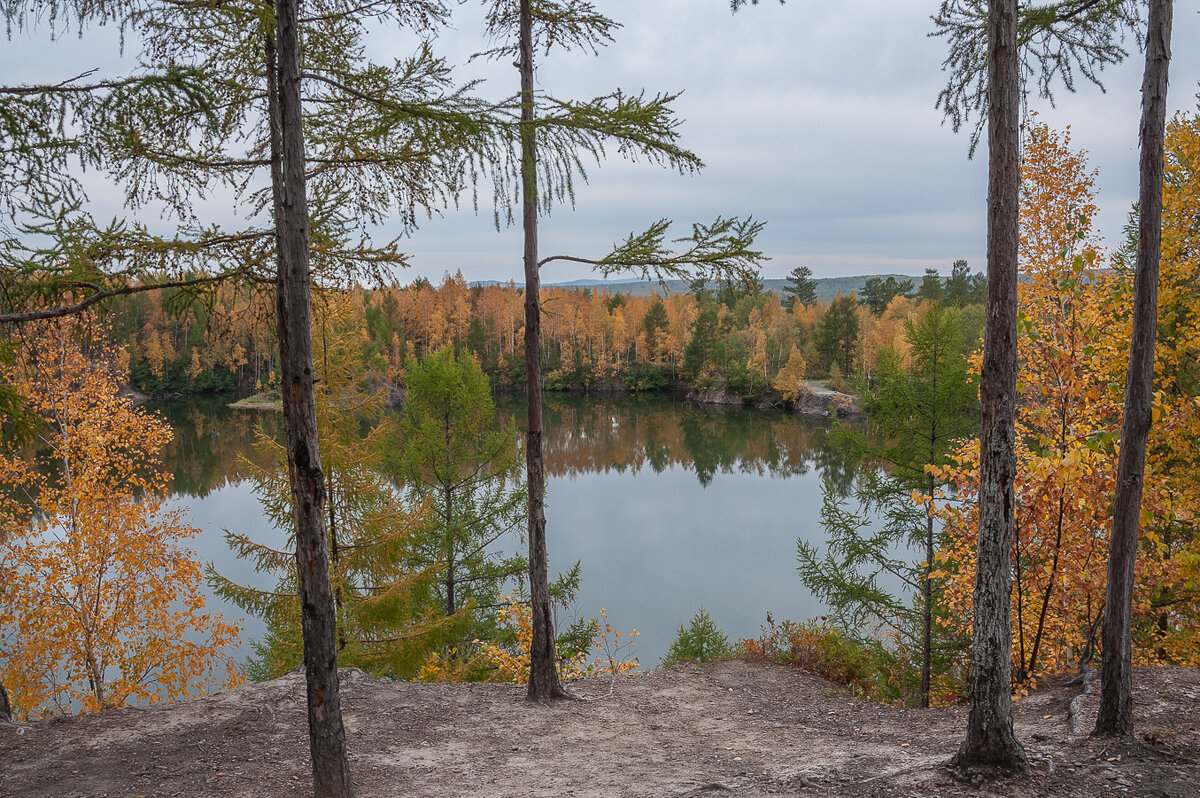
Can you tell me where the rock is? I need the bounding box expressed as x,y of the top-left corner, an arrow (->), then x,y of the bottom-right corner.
685,389 -> 745,406
793,383 -> 859,418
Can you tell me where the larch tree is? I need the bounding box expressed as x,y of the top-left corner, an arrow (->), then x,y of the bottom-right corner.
798,305 -> 977,708
954,0 -> 1026,770
0,1 -> 273,326
210,298 -> 450,682
484,0 -> 765,700
392,345 -> 528,646
1096,0 -> 1173,739
932,0 -> 1144,771
6,0 -> 515,787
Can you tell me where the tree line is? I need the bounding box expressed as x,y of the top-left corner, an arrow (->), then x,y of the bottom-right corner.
101,267 -> 986,402
0,0 -> 1189,792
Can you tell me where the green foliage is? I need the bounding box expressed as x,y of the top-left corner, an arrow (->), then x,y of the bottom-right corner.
210,305 -> 454,680
859,276 -> 914,315
917,268 -> 945,304
943,259 -> 986,307
683,304 -> 720,380
814,293 -> 859,377
623,362 -> 670,392
797,305 -> 977,705
641,298 -> 669,340
661,608 -> 734,666
782,265 -> 817,310
390,346 -> 528,647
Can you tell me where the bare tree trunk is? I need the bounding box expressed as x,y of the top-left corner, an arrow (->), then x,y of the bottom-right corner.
0,680 -> 11,723
1095,0 -> 1173,740
922,472 -> 935,709
954,0 -> 1026,771
519,0 -> 569,702
267,2 -> 354,793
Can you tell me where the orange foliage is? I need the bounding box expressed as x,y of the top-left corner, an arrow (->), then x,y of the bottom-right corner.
0,319 -> 243,718
932,121 -> 1200,685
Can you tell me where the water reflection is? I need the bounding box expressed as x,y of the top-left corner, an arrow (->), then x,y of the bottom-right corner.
157,393 -> 866,667
498,393 -> 859,491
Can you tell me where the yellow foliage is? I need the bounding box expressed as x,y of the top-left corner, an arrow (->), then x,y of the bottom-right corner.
932,121 -> 1200,684
0,318 -> 243,718
773,346 -> 809,402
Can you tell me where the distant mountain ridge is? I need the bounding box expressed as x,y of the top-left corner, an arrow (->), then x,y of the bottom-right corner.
470,274 -> 920,303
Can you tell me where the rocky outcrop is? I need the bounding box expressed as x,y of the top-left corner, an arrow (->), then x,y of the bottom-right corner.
685,388 -> 746,406
793,382 -> 859,418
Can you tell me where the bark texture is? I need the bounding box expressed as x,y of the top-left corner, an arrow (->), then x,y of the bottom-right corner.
268,0 -> 353,792
519,0 -> 569,702
1095,0 -> 1173,739
954,0 -> 1026,770
922,472 -> 935,709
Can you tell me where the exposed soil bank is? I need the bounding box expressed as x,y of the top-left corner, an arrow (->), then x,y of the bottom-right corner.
2,660 -> 1197,797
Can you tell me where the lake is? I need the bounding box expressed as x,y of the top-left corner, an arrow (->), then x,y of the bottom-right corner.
154,392 -> 864,670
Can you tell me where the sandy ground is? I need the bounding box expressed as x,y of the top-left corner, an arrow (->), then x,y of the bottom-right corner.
2,660 -> 1198,797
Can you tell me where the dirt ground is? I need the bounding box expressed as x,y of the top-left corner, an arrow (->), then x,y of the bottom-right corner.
2,660 -> 1198,797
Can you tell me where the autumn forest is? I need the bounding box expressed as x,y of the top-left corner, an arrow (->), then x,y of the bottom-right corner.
2,0 -> 1199,794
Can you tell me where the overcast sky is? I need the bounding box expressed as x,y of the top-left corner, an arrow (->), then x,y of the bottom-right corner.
6,1 -> 1199,284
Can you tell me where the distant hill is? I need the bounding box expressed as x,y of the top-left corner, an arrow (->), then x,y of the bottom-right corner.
511,274 -> 921,303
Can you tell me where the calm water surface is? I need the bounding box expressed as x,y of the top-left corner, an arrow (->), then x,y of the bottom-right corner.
155,393 -> 864,669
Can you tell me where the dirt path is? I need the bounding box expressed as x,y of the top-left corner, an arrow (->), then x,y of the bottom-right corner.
2,661 -> 1197,797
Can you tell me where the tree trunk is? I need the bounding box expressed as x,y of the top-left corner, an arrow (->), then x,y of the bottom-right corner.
1095,0 -> 1172,739
953,0 -> 1026,771
922,471 -> 935,709
0,680 -> 11,723
519,0 -> 569,702
267,4 -> 354,793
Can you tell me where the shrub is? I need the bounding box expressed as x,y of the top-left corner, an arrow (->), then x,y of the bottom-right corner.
737,613 -> 887,699
661,608 -> 734,666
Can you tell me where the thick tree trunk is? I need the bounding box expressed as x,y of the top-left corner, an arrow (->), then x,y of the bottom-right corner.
0,680 -> 11,723
267,3 -> 353,793
1095,0 -> 1172,739
519,0 -> 569,702
953,0 -> 1026,771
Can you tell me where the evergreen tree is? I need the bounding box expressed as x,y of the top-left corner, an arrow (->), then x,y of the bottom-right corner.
860,276 -> 914,315
782,265 -> 817,310
943,259 -> 986,307
814,293 -> 859,378
211,301 -> 450,682
917,268 -> 945,304
683,305 -> 721,380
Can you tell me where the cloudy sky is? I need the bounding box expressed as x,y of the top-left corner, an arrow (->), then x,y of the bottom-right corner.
6,1 -> 1199,284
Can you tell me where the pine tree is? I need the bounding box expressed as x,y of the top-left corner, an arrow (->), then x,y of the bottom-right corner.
782,266 -> 817,310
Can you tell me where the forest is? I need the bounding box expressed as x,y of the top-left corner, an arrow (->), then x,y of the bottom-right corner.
104,261 -> 986,400
0,0 -> 1197,794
